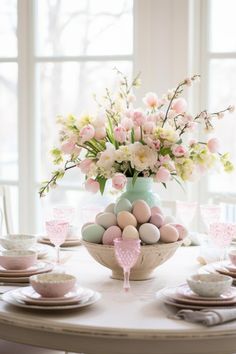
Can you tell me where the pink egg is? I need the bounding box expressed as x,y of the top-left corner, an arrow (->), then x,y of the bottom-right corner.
151,206 -> 164,216
102,226 -> 122,245
132,200 -> 151,223
159,224 -> 179,243
170,223 -> 188,240
149,213 -> 164,228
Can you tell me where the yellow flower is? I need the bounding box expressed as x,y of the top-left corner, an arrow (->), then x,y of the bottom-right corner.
77,114 -> 93,129
154,127 -> 179,143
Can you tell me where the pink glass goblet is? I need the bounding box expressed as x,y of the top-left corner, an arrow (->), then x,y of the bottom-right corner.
45,220 -> 69,265
209,222 -> 236,260
200,204 -> 222,231
114,238 -> 141,292
176,201 -> 198,229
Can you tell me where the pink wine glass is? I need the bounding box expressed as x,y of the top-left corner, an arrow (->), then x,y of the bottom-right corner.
114,238 -> 141,292
45,220 -> 69,265
209,222 -> 236,260
176,201 -> 198,229
200,204 -> 222,231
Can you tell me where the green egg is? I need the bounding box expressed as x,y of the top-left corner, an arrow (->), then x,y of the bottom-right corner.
114,198 -> 132,215
82,224 -> 105,244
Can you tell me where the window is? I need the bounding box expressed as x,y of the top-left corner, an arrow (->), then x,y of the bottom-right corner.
201,0 -> 236,196
1,0 -> 133,233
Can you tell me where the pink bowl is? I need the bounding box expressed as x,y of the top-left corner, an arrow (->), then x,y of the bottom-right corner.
229,250 -> 236,265
0,250 -> 37,270
30,273 -> 77,298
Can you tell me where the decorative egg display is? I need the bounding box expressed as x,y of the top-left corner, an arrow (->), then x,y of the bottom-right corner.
96,212 -> 117,229
114,198 -> 132,215
81,199 -> 188,246
132,200 -> 151,223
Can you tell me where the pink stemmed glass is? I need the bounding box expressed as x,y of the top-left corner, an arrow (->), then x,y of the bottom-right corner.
200,204 -> 222,231
209,222 -> 236,260
176,201 -> 198,229
45,220 -> 69,265
114,238 -> 141,292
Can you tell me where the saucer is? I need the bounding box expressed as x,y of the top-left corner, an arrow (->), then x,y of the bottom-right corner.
177,284 -> 236,301
0,261 -> 53,277
3,288 -> 101,310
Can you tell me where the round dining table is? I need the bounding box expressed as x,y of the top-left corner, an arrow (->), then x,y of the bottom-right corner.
0,245 -> 236,354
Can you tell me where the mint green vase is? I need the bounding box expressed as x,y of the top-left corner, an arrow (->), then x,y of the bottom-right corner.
118,177 -> 160,207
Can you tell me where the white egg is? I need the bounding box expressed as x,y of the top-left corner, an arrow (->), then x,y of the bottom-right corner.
122,225 -> 139,240
139,223 -> 160,244
104,203 -> 115,213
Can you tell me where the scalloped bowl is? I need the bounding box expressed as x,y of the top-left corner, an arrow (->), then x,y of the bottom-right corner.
82,240 -> 182,280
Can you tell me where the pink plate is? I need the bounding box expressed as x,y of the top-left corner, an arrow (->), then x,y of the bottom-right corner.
161,287 -> 236,306
0,262 -> 53,277
177,283 -> 236,301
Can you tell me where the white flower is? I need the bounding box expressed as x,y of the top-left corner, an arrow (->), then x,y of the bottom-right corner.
115,145 -> 131,163
97,143 -> 116,169
130,142 -> 157,171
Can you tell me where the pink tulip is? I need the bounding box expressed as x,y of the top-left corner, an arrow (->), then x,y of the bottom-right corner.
143,121 -> 155,134
172,145 -> 187,157
120,117 -> 133,131
79,124 -> 95,142
114,126 -> 127,143
85,178 -> 100,193
94,127 -> 106,140
155,167 -> 171,183
172,98 -> 187,113
132,110 -> 146,126
207,137 -> 220,153
143,92 -> 158,108
112,173 -> 127,190
79,159 -> 94,174
61,141 -> 76,154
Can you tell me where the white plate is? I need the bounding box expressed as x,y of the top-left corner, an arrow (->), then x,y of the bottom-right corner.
3,288 -> 101,310
177,283 -> 236,301
0,261 -> 53,277
32,244 -> 52,259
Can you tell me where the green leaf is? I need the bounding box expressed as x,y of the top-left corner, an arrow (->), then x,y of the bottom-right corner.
131,128 -> 135,144
132,170 -> 140,186
162,182 -> 167,189
96,176 -> 107,195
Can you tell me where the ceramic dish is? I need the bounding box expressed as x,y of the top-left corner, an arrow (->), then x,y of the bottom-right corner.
30,273 -> 77,297
199,262 -> 236,285
0,261 -> 53,277
177,283 -> 236,301
2,288 -> 101,310
21,286 -> 84,301
20,287 -> 93,306
186,273 -> 232,297
31,244 -> 52,259
161,287 -> 236,306
224,262 -> 236,272
0,235 -> 36,250
0,275 -> 29,283
0,250 -> 37,270
163,297 -> 211,310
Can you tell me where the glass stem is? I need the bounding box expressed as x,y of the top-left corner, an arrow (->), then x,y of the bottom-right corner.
56,246 -> 60,264
123,268 -> 130,292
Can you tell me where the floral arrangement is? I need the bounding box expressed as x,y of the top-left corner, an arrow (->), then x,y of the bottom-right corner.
39,69 -> 234,197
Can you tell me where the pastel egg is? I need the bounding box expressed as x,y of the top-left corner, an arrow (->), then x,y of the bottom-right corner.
102,226 -> 122,245
81,222 -> 94,231
163,215 -> 176,225
150,213 -> 164,228
104,203 -> 115,213
151,206 -> 164,216
139,223 -> 160,244
82,224 -> 105,243
114,198 -> 132,215
117,211 -> 137,229
132,200 -> 151,223
96,212 -> 117,229
170,223 -> 188,240
159,224 -> 179,243
122,225 -> 139,240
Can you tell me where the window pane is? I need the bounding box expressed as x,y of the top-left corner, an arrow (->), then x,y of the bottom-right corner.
1,185 -> 18,234
36,0 -> 133,56
37,61 -> 132,181
208,59 -> 236,193
0,63 -> 18,180
209,0 -> 236,52
0,0 -> 17,57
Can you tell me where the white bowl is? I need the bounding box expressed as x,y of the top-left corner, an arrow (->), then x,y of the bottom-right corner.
0,234 -> 37,250
30,273 -> 77,298
0,250 -> 37,270
187,274 -> 233,297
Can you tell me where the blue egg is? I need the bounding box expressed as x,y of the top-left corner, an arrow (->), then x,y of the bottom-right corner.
114,198 -> 132,215
82,224 -> 105,244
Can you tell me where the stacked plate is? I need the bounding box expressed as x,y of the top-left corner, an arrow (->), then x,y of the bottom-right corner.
38,236 -> 81,247
199,261 -> 236,284
0,262 -> 53,284
161,283 -> 236,310
2,286 -> 101,310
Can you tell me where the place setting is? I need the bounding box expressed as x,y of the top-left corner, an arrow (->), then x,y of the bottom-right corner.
2,272 -> 101,311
